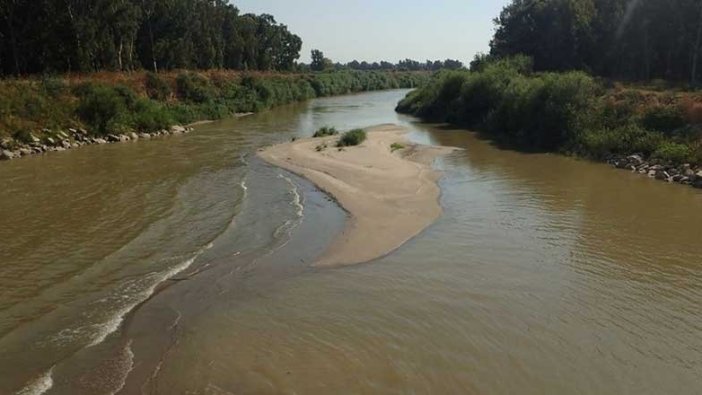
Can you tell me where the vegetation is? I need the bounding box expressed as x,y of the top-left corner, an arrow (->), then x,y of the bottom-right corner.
489,0 -> 702,85
0,70 -> 429,139
337,129 -> 367,147
390,142 -> 406,152
397,58 -> 702,166
313,126 -> 339,138
0,0 -> 302,75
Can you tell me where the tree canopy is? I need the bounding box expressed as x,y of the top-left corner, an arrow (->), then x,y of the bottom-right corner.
0,0 -> 302,75
490,0 -> 702,83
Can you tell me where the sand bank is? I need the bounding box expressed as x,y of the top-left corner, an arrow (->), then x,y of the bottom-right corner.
258,124 -> 458,266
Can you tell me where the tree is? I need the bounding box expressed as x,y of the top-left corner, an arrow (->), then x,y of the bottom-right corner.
310,49 -> 327,71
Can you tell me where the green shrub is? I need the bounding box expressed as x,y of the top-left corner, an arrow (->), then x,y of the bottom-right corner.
578,125 -> 664,158
176,72 -> 213,103
76,85 -> 126,135
652,142 -> 692,163
390,142 -> 405,152
40,76 -> 67,97
313,126 -> 338,137
145,72 -> 171,100
641,105 -> 686,134
337,128 -> 367,147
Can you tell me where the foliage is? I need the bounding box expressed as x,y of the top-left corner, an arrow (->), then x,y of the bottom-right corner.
652,142 -> 693,163
641,106 -> 686,134
313,126 -> 338,137
0,70 -> 429,140
145,72 -> 171,100
397,57 -> 702,165
390,142 -> 405,152
0,0 -> 302,75
337,129 -> 367,147
491,0 -> 702,84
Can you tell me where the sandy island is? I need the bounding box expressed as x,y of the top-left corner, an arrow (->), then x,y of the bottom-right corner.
258,124 -> 459,266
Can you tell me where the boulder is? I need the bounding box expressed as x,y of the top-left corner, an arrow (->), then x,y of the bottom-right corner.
29,134 -> 40,143
46,137 -> 56,145
18,148 -> 32,156
106,134 -> 120,142
129,132 -> 139,141
139,133 -> 151,139
95,138 -> 108,144
0,149 -> 15,160
61,140 -> 71,149
170,125 -> 186,134
627,154 -> 644,165
655,170 -> 669,180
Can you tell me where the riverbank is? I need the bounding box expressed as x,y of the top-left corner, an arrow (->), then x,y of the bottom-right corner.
258,124 -> 458,266
0,70 -> 429,162
396,58 -> 702,190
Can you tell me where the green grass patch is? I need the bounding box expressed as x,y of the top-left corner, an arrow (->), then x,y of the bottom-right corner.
390,142 -> 405,152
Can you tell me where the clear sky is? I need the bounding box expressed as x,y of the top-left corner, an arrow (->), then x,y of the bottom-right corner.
234,0 -> 511,65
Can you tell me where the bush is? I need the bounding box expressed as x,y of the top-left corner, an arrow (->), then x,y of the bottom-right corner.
76,85 -> 126,135
337,129 -> 367,147
641,105 -> 686,134
176,72 -> 213,103
577,125 -> 664,158
652,142 -> 692,163
145,72 -> 171,100
313,126 -> 338,137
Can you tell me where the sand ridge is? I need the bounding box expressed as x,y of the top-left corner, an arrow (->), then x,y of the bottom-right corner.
258,124 -> 459,266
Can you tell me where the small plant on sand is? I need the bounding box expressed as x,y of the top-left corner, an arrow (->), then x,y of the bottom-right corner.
390,142 -> 405,152
315,143 -> 327,152
313,126 -> 338,138
337,128 -> 367,147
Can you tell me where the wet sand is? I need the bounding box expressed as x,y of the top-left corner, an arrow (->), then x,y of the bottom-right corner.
259,124 -> 458,266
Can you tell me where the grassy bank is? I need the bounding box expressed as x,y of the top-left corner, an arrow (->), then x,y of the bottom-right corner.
397,58 -> 702,170
0,70 -> 428,146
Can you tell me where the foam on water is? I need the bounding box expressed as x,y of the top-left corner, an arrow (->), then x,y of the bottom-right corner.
86,244 -> 212,347
16,367 -> 53,395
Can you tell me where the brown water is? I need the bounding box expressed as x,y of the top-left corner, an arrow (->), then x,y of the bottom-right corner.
1,90 -> 701,394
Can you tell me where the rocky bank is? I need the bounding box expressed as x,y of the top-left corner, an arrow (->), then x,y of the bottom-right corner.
607,154 -> 702,189
0,125 -> 193,161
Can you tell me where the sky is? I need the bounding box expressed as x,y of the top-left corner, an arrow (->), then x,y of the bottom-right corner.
234,0 -> 512,65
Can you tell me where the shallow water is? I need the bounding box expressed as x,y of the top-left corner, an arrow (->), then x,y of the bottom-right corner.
1,90 -> 701,394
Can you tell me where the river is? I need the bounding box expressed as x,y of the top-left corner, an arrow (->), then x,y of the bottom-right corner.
1,90 -> 701,394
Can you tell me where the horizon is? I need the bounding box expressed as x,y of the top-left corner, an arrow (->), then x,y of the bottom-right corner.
235,0 -> 511,65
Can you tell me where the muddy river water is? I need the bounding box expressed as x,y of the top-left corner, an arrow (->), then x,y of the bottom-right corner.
1,90 -> 701,394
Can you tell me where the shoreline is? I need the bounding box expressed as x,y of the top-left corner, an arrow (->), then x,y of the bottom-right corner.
0,125 -> 194,161
258,124 -> 459,267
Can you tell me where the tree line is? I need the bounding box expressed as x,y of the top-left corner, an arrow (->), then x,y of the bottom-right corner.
308,49 -> 464,72
488,0 -> 702,83
0,0 -> 302,76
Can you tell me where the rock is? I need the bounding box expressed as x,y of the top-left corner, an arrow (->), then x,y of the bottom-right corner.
650,164 -> 664,171
95,138 -> 107,144
170,125 -> 186,134
18,148 -> 32,156
106,134 -> 120,142
684,168 -> 696,178
0,138 -> 13,149
627,154 -> 644,165
0,149 -> 15,160
118,134 -> 130,142
46,137 -> 56,145
655,170 -> 669,180
672,174 -> 685,183
29,134 -> 40,143
647,170 -> 657,178
57,130 -> 69,139
129,132 -> 139,141
139,133 -> 151,139
61,140 -> 71,149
